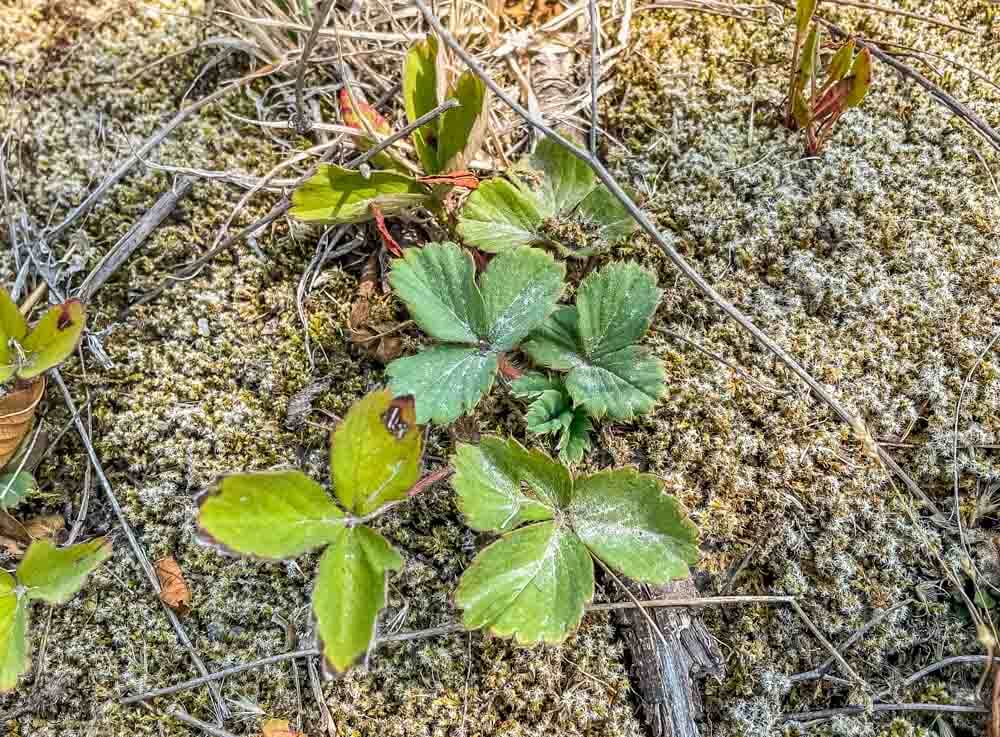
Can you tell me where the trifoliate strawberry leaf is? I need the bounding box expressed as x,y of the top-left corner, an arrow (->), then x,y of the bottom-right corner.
313,525 -> 403,674
291,165 -> 430,224
0,471 -> 35,511
389,241 -> 486,343
454,520 -> 593,644
522,263 -> 665,420
451,437 -> 568,531
387,346 -> 498,425
568,469 -> 699,584
197,471 -> 345,559
17,538 -> 111,604
330,389 -> 423,516
387,243 -> 564,424
0,571 -> 27,692
456,136 -> 635,257
18,299 -> 86,380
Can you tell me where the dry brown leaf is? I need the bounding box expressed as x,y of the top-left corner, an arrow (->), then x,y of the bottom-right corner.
24,513 -> 64,541
261,718 -> 307,737
0,509 -> 30,556
0,377 -> 45,468
155,556 -> 192,613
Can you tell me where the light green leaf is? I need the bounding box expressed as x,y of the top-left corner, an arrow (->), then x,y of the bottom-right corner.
0,572 -> 28,692
17,538 -> 111,604
572,185 -> 636,254
451,437 -> 568,532
389,242 -> 486,344
824,39 -> 855,86
18,300 -> 86,379
797,25 -> 820,83
569,469 -> 699,584
437,71 -> 488,172
456,178 -> 544,253
845,48 -> 872,108
0,472 -> 36,511
197,471 -> 345,559
517,137 -> 595,219
557,411 -> 593,465
290,165 -> 429,224
564,346 -> 665,419
331,389 -> 423,516
479,248 -> 565,351
455,521 -> 593,644
576,262 -> 661,356
387,346 -> 498,424
795,0 -> 818,39
0,289 -> 27,343
313,526 -> 403,674
402,36 -> 442,173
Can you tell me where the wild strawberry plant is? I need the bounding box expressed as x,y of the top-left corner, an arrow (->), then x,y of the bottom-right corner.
451,436 -> 698,643
290,36 -> 488,239
0,537 -> 110,691
386,242 -> 565,424
196,389 -> 422,674
509,372 -> 593,465
521,261 -> 666,421
457,137 -> 635,257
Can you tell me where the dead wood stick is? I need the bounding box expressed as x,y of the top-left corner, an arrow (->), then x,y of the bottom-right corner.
76,177 -> 195,301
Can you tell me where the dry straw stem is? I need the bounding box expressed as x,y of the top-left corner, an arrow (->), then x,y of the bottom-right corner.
411,0 -> 941,515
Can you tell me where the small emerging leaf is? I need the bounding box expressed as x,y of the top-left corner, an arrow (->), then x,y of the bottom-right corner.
795,0 -> 818,39
436,72 -> 489,173
845,48 -> 872,108
0,472 -> 36,511
0,571 -> 27,692
403,36 -> 443,173
18,300 -> 86,379
331,389 -> 423,516
313,526 -> 403,674
197,471 -> 344,559
455,521 -> 593,644
17,537 -> 111,604
824,39 -> 855,86
558,412 -> 593,465
291,165 -> 429,224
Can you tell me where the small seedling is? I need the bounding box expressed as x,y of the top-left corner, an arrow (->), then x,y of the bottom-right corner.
457,136 -> 635,257
290,35 -> 488,239
784,0 -> 872,154
196,389 -> 422,674
451,436 -> 698,643
521,261 -> 666,420
509,372 -> 593,465
386,242 -> 565,424
0,537 -> 111,691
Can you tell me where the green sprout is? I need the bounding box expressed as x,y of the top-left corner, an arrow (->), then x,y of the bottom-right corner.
0,288 -> 87,386
0,538 -> 111,691
196,389 -> 423,674
451,436 -> 698,643
784,0 -> 873,154
509,372 -> 593,465
456,136 -> 635,258
290,35 -> 488,235
386,242 -> 565,424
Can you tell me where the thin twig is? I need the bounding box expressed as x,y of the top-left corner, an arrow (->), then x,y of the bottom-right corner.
293,0 -> 334,133
411,0 -> 941,517
823,0 -> 975,35
878,655 -> 991,700
783,702 -> 988,723
52,370 -> 227,721
587,0 -> 600,156
164,705 -> 241,737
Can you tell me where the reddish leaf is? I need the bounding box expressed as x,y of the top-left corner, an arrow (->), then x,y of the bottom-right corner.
339,89 -> 390,136
417,170 -> 480,190
370,205 -> 403,257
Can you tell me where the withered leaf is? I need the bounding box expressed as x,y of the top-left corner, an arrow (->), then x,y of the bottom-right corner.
261,718 -> 307,737
0,377 -> 45,469
155,556 -> 192,613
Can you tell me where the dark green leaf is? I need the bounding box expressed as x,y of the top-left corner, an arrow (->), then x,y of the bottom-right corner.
576,262 -> 661,356
0,472 -> 36,510
455,178 -> 544,252
387,346 -> 498,424
479,248 -> 565,351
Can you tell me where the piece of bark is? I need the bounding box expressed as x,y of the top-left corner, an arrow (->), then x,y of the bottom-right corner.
617,577 -> 725,737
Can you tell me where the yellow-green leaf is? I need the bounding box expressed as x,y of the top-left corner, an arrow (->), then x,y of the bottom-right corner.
436,71 -> 488,173
330,389 -> 423,516
0,289 -> 28,380
845,48 -> 873,108
0,571 -> 28,692
403,36 -> 442,173
290,165 -> 429,224
197,471 -> 345,559
824,39 -> 855,86
18,299 -> 86,380
313,526 -> 403,674
17,537 -> 111,604
795,0 -> 818,39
